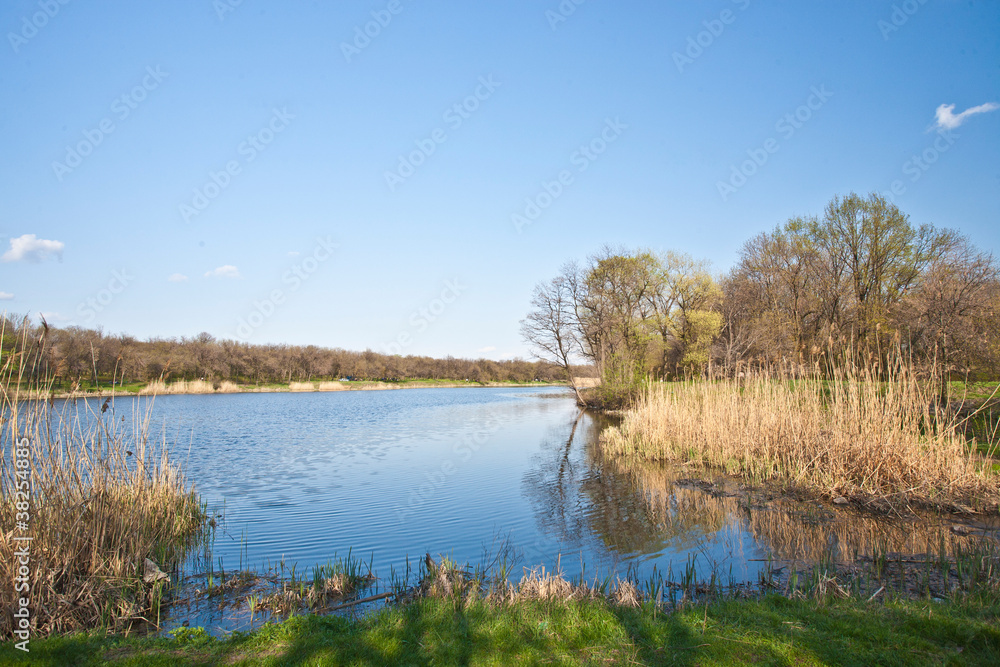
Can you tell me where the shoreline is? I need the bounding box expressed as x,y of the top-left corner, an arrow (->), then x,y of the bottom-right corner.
11,380 -> 571,400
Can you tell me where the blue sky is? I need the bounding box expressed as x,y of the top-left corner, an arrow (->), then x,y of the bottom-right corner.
1,0 -> 998,360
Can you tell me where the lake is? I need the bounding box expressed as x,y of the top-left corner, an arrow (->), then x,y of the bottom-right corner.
65,386 -> 995,632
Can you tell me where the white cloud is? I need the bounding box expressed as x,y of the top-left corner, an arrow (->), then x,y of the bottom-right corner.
0,291 -> 14,300
477,346 -> 497,353
933,102 -> 999,130
1,234 -> 65,263
39,311 -> 70,323
204,265 -> 241,279
167,273 -> 188,282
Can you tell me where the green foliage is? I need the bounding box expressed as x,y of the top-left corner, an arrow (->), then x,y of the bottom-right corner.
596,348 -> 646,408
523,247 -> 726,390
167,626 -> 212,645
679,309 -> 723,374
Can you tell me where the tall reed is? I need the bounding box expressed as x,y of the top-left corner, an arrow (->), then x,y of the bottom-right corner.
1,321 -> 206,637
601,356 -> 999,512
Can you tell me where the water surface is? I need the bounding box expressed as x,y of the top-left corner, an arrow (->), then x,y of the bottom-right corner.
62,386 -> 996,632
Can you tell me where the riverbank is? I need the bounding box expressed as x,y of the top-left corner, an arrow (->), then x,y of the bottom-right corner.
601,365 -> 1000,514
8,594 -> 999,665
12,379 -> 568,400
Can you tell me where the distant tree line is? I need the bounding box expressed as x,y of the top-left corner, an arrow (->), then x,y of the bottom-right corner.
1,323 -> 587,389
523,193 -> 999,400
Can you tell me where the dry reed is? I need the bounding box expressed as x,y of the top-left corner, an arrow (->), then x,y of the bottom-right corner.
601,358 -> 999,512
1,324 -> 205,637
138,379 -> 239,395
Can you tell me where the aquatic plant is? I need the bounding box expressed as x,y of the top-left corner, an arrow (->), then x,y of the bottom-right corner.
0,321 -> 206,637
601,354 -> 1000,512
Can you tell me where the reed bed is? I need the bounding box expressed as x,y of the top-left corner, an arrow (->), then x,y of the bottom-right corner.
317,381 -> 349,392
0,325 -> 206,637
138,379 -> 239,395
416,546 -> 999,612
601,359 -> 1000,512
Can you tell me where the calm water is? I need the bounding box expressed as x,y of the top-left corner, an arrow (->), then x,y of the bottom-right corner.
57,386 -> 997,631
141,387 -> 763,580
149,386 -> 754,580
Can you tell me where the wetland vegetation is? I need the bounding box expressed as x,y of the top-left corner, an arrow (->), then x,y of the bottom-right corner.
3,193 -> 1000,662
0,324 -> 206,639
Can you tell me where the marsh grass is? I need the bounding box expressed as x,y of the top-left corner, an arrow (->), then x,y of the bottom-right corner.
138,379 -> 239,395
0,322 -> 206,637
601,356 -> 1000,512
408,530 -> 1000,615
249,550 -> 376,615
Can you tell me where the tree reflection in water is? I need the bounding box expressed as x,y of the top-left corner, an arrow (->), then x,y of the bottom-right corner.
521,410 -> 753,580
522,409 -> 997,581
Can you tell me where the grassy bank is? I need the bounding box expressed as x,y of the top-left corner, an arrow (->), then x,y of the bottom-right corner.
1,326 -> 206,638
8,536 -> 999,664
6,595 -> 1000,666
12,378 -> 564,400
601,360 -> 1000,513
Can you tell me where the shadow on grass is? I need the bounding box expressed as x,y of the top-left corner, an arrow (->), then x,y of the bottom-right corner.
608,595 -> 1000,666
5,596 -> 1000,665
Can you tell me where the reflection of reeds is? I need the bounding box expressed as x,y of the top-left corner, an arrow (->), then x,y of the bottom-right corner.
603,453 -> 989,569
604,457 -> 737,545
744,498 -> 982,564
0,323 -> 205,637
601,359 -> 999,512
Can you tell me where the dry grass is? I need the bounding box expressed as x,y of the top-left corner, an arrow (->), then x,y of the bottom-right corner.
1,324 -> 206,638
601,358 -> 1000,512
255,573 -> 360,615
421,558 -> 634,608
317,382 -> 348,392
138,379 -> 237,395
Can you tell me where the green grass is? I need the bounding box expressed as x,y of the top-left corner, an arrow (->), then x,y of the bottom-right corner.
6,595 -> 999,666
948,381 -> 1000,403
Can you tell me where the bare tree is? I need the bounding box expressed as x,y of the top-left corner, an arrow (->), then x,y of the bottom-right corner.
521,268 -> 586,404
898,237 -> 999,388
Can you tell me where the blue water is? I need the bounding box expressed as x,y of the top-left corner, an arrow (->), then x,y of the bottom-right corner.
143,386 -> 759,581
49,386 -> 982,632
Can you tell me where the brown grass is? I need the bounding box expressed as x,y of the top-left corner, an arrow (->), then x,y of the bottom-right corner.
600,358 -> 1000,513
317,382 -> 348,392
572,377 -> 601,389
138,379 -> 239,395
1,324 -> 205,638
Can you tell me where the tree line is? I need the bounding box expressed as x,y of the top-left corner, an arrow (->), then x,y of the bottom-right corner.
1,323 -> 584,389
522,192 -> 999,402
